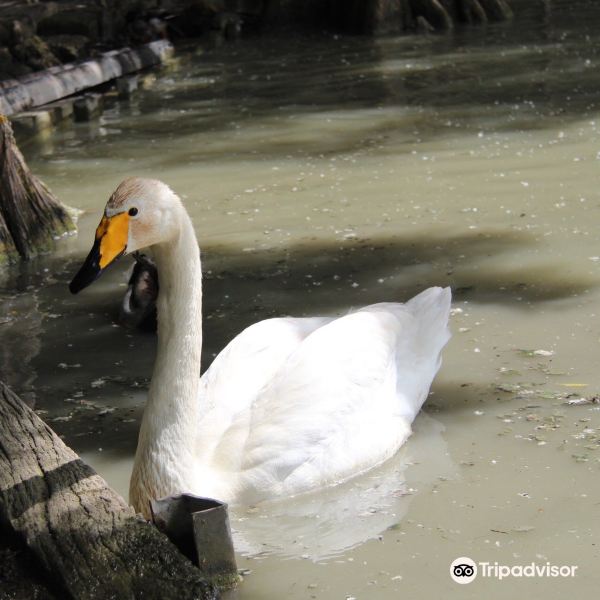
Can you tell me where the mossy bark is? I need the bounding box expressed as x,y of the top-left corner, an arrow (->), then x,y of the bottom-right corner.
0,114 -> 75,264
0,528 -> 59,600
0,380 -> 219,600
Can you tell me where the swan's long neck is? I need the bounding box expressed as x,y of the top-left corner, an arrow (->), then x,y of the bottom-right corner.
130,203 -> 203,507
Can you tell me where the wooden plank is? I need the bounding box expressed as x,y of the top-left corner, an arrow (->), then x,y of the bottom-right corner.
0,381 -> 218,600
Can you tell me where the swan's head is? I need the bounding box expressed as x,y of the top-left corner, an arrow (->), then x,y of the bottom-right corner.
69,177 -> 179,294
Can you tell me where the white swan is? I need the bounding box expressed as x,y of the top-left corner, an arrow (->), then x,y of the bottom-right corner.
69,177 -> 451,519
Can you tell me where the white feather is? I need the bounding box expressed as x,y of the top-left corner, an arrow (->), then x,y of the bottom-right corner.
192,288 -> 451,503
104,179 -> 453,517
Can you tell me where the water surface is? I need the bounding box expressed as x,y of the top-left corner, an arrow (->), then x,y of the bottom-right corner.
2,1 -> 600,596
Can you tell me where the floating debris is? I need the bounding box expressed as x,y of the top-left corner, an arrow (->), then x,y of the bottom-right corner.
494,382 -> 600,405
513,525 -> 535,533
498,367 -> 521,376
572,454 -> 589,463
516,348 -> 555,357
524,361 -> 566,376
565,396 -> 600,406
495,383 -> 522,393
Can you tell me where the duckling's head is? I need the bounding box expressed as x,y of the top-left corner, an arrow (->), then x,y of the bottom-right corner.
69,177 -> 179,294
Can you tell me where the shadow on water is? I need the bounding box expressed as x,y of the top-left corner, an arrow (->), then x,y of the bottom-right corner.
200,229 -> 595,309
1,222 -> 592,457
427,380 -> 508,413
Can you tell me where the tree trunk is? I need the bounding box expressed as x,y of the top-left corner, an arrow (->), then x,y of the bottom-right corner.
0,380 -> 219,600
0,115 -> 75,263
0,207 -> 19,267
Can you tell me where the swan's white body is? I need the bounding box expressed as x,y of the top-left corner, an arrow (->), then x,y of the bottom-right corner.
75,178 -> 451,518
190,295 -> 450,505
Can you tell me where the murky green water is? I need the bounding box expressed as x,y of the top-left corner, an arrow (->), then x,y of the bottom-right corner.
2,0 -> 600,596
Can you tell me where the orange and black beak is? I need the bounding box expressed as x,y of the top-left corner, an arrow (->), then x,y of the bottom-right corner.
69,212 -> 129,294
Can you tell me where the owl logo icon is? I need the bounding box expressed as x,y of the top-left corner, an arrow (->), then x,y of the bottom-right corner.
450,557 -> 478,584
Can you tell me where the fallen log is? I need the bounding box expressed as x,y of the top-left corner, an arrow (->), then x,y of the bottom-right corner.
0,40 -> 173,117
0,380 -> 219,600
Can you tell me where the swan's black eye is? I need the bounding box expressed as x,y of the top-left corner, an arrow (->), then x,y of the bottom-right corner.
128,207 -> 138,216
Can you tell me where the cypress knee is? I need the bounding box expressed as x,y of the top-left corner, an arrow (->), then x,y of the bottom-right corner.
0,114 -> 75,264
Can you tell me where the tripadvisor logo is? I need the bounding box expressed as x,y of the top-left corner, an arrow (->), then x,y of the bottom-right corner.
450,557 -> 477,584
450,557 -> 579,584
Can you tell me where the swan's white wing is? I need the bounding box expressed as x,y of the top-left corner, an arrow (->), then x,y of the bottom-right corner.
208,287 -> 451,504
231,413 -> 456,560
195,316 -> 332,465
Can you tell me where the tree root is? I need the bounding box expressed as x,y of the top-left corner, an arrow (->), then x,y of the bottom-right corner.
461,0 -> 487,24
410,0 -> 454,31
478,0 -> 513,21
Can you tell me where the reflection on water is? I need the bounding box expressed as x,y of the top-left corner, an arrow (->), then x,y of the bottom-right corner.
230,414 -> 455,560
3,0 -> 600,597
0,275 -> 42,406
